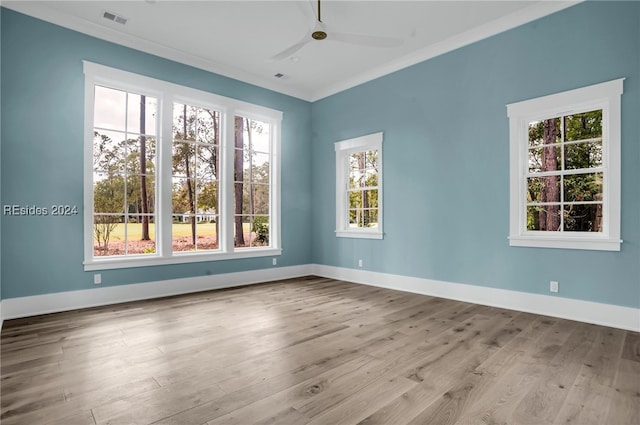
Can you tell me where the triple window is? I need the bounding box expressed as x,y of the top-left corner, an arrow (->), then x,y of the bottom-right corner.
85,62 -> 281,270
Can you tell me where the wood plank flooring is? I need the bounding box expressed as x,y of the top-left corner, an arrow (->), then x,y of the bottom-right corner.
1,276 -> 638,425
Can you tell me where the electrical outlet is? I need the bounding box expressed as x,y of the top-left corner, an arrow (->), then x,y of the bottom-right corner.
272,258 -> 277,266
358,259 -> 363,268
550,280 -> 559,293
94,274 -> 102,285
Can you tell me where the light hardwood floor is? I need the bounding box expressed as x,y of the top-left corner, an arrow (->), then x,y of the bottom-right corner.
1,276 -> 638,425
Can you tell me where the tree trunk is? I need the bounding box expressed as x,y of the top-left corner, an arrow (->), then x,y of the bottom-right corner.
208,110 -> 220,247
541,119 -> 560,231
359,153 -> 369,226
140,95 -> 150,240
183,104 -> 196,246
234,116 -> 245,246
246,118 -> 255,243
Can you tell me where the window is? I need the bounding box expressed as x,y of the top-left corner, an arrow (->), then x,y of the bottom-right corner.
507,78 -> 623,251
84,62 -> 281,270
335,132 -> 383,239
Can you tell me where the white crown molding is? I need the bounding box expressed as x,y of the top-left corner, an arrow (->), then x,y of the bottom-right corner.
310,1 -> 582,101
1,1 -> 313,101
3,1 -> 580,103
0,265 -> 313,321
311,264 -> 640,332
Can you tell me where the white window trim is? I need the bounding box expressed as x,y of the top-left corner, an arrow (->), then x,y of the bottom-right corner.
83,61 -> 282,270
507,78 -> 624,251
335,132 -> 383,239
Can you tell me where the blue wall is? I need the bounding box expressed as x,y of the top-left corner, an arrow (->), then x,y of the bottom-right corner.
0,8 -> 312,298
311,1 -> 640,308
1,2 -> 639,310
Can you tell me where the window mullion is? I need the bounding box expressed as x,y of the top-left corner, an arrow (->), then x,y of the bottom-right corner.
221,111 -> 236,253
159,98 -> 174,257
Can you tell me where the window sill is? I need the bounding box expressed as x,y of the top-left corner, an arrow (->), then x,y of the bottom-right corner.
509,235 -> 621,251
336,230 -> 384,240
84,248 -> 283,271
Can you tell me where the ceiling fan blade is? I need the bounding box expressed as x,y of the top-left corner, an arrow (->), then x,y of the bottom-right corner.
328,31 -> 403,48
295,0 -> 318,27
267,35 -> 311,62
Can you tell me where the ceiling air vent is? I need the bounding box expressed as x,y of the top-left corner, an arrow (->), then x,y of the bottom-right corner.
103,11 -> 127,25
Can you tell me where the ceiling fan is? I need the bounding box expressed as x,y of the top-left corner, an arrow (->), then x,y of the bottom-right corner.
269,0 -> 403,61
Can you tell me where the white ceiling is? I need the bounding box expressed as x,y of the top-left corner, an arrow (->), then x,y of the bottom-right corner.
4,1 -> 578,101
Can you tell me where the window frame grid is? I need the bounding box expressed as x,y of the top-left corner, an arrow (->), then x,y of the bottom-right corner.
84,61 -> 282,270
335,132 -> 383,239
507,78 -> 623,251
525,112 -> 605,233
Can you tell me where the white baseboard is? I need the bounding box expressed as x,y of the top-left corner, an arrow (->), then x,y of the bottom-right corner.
1,265 -> 312,321
311,264 -> 640,332
2,263 -> 637,332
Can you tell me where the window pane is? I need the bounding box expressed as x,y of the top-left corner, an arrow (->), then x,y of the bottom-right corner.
172,214 -> 218,252
243,184 -> 269,215
94,86 -> 126,131
349,208 -> 377,228
172,142 -> 196,178
252,152 -> 269,174
196,108 -> 219,144
564,173 -> 603,202
127,93 -> 157,135
564,110 -> 602,141
197,145 -> 219,180
94,173 -> 125,213
349,209 -> 361,227
131,137 -> 156,176
364,189 -> 378,209
251,216 -> 270,247
365,170 -> 378,188
350,152 -> 364,173
528,118 -> 560,148
528,146 -> 560,173
365,150 -> 379,170
365,209 -> 379,228
93,130 -> 126,174
526,205 -> 561,231
349,170 -> 363,189
125,173 -> 156,214
197,180 -> 218,214
529,145 -> 561,173
195,219 -> 219,250
126,137 -> 156,177
125,215 -> 156,255
93,215 -> 125,256
563,204 -> 603,232
172,177 -> 195,214
349,190 -> 361,209
173,103 -> 197,141
173,215 -> 195,252
234,215 -> 251,248
565,141 -> 602,170
526,176 -> 560,204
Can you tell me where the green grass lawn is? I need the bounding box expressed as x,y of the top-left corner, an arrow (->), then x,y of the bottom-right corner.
104,222 -> 256,241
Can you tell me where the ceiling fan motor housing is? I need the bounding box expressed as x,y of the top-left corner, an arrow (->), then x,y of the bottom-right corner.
312,30 -> 327,40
